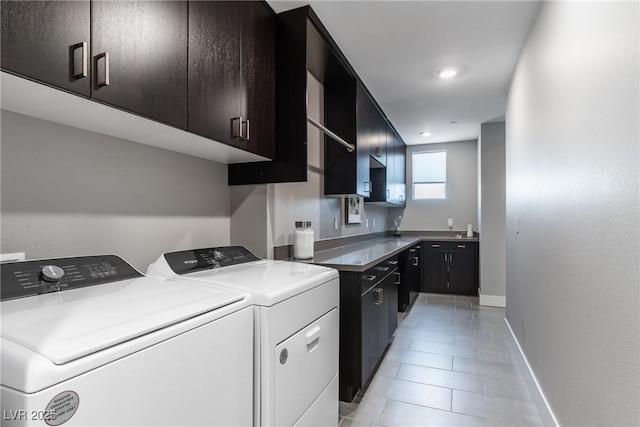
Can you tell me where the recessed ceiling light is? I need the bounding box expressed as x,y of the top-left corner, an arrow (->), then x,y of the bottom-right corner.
437,68 -> 458,79
420,131 -> 432,137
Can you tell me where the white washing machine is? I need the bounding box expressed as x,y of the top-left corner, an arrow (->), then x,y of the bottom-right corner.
147,246 -> 340,427
1,255 -> 254,426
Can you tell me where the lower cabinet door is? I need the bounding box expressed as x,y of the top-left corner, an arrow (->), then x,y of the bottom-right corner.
361,287 -> 379,385
448,247 -> 476,295
422,247 -> 449,293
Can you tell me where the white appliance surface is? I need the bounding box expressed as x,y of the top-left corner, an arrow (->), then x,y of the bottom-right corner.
147,247 -> 340,427
1,255 -> 254,426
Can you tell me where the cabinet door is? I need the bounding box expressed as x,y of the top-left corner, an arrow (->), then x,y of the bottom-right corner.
422,244 -> 449,293
355,84 -> 372,197
385,125 -> 395,203
360,286 -> 379,385
448,245 -> 476,295
394,132 -> 407,206
408,245 -> 422,305
385,271 -> 399,342
91,1 -> 188,129
1,0 -> 90,97
398,250 -> 412,312
241,1 -> 276,158
188,1 -> 241,143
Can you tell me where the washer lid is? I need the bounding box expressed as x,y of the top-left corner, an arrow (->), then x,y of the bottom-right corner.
1,275 -> 247,365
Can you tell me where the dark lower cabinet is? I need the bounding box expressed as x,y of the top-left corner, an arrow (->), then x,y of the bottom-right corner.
398,244 -> 422,311
422,241 -> 478,295
1,0 -> 90,97
91,1 -> 188,129
339,257 -> 399,402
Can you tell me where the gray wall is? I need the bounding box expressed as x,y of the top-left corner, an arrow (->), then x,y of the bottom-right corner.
505,2 -> 639,426
1,111 -> 231,271
478,122 -> 506,305
231,73 -> 392,258
402,141 -> 478,232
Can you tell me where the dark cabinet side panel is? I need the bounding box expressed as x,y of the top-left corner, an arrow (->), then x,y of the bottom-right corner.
91,1 -> 188,129
1,0 -> 90,96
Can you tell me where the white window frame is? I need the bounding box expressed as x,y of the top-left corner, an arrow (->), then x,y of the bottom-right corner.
412,150 -> 447,200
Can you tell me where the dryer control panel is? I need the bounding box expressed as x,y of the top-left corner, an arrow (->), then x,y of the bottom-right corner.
1,255 -> 142,301
163,246 -> 260,275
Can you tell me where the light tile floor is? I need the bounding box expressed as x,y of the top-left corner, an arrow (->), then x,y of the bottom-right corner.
339,293 -> 555,427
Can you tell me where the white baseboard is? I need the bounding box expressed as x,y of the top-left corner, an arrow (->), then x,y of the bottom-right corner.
478,291 -> 506,307
504,319 -> 560,427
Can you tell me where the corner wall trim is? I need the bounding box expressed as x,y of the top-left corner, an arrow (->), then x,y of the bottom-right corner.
504,318 -> 560,427
479,292 -> 506,307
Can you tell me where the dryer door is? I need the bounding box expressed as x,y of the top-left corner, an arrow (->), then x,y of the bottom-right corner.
274,307 -> 339,426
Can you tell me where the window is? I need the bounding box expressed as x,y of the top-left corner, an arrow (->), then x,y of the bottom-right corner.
412,150 -> 446,199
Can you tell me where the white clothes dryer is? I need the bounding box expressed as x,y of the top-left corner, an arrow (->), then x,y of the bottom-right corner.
1,255 -> 254,427
147,246 -> 340,427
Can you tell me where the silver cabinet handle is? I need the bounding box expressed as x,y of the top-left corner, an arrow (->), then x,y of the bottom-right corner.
409,249 -> 416,253
231,116 -> 244,139
415,245 -> 421,249
457,244 -> 466,248
243,119 -> 250,141
364,275 -> 377,281
444,253 -> 447,262
393,272 -> 401,285
95,52 -> 109,87
72,41 -> 87,78
375,266 -> 390,272
387,260 -> 398,265
449,253 -> 452,262
432,244 -> 440,248
374,288 -> 383,305
412,256 -> 419,266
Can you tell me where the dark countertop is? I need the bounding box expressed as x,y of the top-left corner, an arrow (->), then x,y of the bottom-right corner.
298,232 -> 478,272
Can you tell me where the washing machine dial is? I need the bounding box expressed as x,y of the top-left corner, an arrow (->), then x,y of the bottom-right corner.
41,265 -> 65,282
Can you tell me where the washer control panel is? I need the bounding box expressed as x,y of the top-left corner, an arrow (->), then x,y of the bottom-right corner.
1,255 -> 142,301
163,246 -> 259,275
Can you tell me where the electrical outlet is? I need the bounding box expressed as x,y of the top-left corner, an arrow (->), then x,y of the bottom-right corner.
1,252 -> 25,263
334,217 -> 339,230
447,218 -> 453,228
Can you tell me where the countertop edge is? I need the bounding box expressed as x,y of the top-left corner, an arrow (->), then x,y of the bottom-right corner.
305,234 -> 479,273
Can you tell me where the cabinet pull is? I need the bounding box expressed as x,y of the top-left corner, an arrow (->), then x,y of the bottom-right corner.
375,266 -> 390,272
387,260 -> 398,265
449,253 -> 453,262
409,249 -> 416,253
412,256 -> 419,266
374,288 -> 383,305
364,275 -> 377,281
72,41 -> 87,79
432,244 -> 440,248
243,119 -> 250,141
457,244 -> 466,248
444,253 -> 447,262
95,52 -> 109,87
231,116 -> 243,139
393,272 -> 401,285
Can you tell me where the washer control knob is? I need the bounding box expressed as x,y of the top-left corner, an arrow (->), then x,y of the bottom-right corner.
41,265 -> 65,282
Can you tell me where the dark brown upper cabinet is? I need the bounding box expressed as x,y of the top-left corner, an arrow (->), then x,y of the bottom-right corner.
189,1 -> 275,159
1,0 -> 91,97
91,1 -> 188,129
229,6 -> 354,185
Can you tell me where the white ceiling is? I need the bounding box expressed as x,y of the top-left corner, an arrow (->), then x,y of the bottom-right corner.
267,0 -> 541,145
